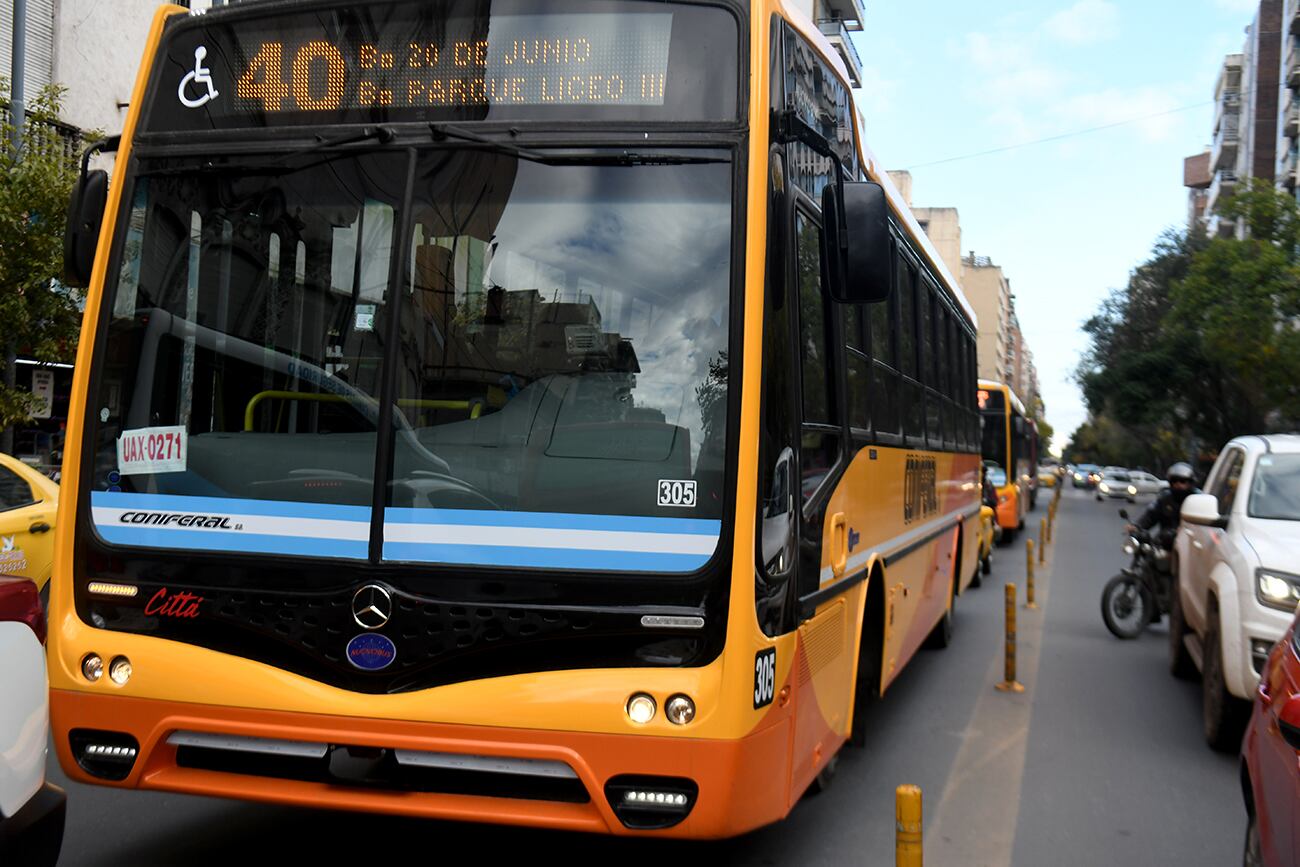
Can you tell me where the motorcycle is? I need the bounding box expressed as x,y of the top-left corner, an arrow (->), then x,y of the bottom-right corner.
1100,509 -> 1173,639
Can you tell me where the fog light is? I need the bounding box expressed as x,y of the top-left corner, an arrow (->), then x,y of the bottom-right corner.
82,653 -> 103,682
626,693 -> 656,724
109,656 -> 132,685
665,694 -> 696,725
624,790 -> 689,807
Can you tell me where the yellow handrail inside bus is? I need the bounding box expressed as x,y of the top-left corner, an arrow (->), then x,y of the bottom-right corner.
243,391 -> 483,431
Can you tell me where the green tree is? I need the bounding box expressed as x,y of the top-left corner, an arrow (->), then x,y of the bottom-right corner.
0,81 -> 84,453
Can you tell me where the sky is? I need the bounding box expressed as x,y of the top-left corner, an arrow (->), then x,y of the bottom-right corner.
852,0 -> 1261,451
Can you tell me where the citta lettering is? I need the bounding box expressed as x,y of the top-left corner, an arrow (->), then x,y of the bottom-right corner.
119,511 -> 235,529
144,587 -> 204,619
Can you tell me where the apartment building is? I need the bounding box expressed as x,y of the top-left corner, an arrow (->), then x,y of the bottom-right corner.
1184,150 -> 1213,228
1189,0 -> 1282,236
1278,0 -> 1300,194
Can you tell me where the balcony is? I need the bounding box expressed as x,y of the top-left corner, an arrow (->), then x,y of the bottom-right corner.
1214,88 -> 1242,130
818,0 -> 864,30
1291,3 -> 1300,36
1288,101 -> 1300,138
1212,120 -> 1239,170
1206,169 -> 1238,214
818,19 -> 862,87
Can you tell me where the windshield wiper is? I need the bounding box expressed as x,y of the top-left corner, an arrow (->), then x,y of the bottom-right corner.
427,122 -> 727,166
143,126 -> 400,176
268,125 -> 397,165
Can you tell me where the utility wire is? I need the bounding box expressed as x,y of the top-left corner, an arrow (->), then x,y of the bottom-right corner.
905,99 -> 1215,170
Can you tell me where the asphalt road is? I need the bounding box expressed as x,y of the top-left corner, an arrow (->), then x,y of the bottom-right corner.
47,486 -> 1242,866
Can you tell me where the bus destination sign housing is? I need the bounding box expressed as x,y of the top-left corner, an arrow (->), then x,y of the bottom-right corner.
144,0 -> 738,131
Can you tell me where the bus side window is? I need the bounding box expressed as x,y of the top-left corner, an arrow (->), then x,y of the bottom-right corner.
898,258 -> 923,445
868,244 -> 901,440
844,304 -> 871,437
795,209 -> 839,506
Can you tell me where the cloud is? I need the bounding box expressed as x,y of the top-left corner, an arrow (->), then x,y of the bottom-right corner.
1044,0 -> 1120,45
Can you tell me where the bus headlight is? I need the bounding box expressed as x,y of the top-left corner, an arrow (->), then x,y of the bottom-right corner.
626,693 -> 656,724
665,695 -> 696,725
82,653 -> 104,682
109,656 -> 133,685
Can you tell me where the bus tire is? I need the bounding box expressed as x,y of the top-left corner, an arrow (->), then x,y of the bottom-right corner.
850,568 -> 885,749
924,571 -> 956,650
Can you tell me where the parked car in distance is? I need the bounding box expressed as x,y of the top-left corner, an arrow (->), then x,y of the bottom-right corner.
0,577 -> 65,865
1072,463 -> 1100,488
0,452 -> 59,595
1241,607 -> 1300,866
1171,434 -> 1300,752
1095,470 -> 1134,502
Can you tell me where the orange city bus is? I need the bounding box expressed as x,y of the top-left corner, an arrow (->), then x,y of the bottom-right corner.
978,380 -> 1032,539
49,0 -> 982,838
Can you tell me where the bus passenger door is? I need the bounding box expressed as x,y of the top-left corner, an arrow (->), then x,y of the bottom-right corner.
788,201 -> 854,793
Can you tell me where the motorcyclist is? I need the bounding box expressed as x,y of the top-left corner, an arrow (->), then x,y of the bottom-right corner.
1127,462 -> 1200,549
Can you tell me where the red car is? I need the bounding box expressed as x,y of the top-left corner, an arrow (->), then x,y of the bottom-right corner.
1243,614 -> 1300,865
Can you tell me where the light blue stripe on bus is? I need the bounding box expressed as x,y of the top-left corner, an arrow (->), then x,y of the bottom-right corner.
95,525 -> 369,560
91,491 -> 372,522
382,542 -> 711,573
384,507 -> 722,536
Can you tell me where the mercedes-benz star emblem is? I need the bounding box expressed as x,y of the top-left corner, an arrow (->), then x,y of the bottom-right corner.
352,585 -> 393,630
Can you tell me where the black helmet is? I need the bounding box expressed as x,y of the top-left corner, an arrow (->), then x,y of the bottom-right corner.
1166,462 -> 1195,483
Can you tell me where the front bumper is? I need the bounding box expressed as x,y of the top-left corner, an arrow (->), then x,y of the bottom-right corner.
50,689 -> 791,839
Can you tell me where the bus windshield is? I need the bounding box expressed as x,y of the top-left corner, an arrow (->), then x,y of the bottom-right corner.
88,147 -> 733,572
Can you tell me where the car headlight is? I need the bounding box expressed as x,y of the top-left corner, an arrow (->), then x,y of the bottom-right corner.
1074,473 -> 1083,481
1099,483 -> 1110,493
1127,485 -> 1137,495
1256,569 -> 1300,612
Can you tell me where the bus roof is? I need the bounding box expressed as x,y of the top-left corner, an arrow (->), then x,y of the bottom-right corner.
978,379 -> 1027,416
779,0 -> 978,331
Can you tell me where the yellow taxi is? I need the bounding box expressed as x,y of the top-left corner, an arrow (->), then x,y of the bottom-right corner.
1037,466 -> 1059,489
0,452 -> 58,593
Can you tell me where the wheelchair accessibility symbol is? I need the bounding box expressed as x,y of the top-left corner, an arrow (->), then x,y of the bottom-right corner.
178,46 -> 219,109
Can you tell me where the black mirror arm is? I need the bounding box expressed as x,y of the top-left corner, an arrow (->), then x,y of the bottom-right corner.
775,109 -> 848,252
80,135 -> 121,177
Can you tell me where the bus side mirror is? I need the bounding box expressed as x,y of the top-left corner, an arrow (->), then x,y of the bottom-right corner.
63,137 -> 119,288
823,181 -> 890,304
64,168 -> 108,288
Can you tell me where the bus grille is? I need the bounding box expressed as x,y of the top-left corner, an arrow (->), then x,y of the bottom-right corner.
167,731 -> 590,803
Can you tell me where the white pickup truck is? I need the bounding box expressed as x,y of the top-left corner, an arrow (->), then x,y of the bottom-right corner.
1171,435 -> 1300,751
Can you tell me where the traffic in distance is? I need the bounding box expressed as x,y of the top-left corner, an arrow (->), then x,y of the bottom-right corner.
0,0 -> 1296,865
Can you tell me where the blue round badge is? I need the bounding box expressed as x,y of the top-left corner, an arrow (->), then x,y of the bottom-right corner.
346,633 -> 396,671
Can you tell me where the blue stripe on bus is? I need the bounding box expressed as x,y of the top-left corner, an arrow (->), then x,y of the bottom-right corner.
95,525 -> 369,559
382,542 -> 711,573
91,491 -> 372,522
384,508 -> 722,536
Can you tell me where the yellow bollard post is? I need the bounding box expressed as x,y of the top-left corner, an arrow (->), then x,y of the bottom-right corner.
1025,540 -> 1038,609
996,583 -> 1025,692
896,784 -> 923,867
1039,518 -> 1047,562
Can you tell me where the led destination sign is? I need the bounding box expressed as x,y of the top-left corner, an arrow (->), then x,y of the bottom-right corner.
233,15 -> 671,113
145,1 -> 738,130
